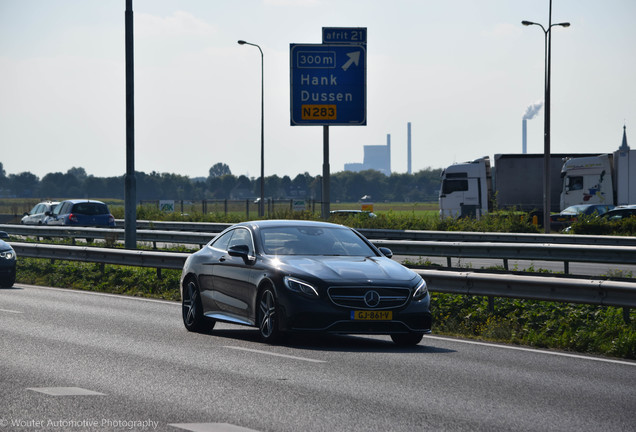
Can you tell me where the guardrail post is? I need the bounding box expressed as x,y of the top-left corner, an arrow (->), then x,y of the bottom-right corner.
488,296 -> 495,313
246,199 -> 250,219
157,267 -> 162,280
446,257 -> 452,268
624,307 -> 631,324
503,258 -> 509,271
564,261 -> 570,274
224,200 -> 228,216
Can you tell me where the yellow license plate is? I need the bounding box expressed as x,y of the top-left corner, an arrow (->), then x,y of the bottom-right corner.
351,311 -> 393,321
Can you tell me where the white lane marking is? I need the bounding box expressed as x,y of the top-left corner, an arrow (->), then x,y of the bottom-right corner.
27,387 -> 105,396
425,335 -> 636,367
17,284 -> 179,306
0,308 -> 22,314
224,346 -> 326,363
169,423 -> 259,432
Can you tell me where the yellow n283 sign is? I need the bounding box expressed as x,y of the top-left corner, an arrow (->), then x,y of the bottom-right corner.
302,104 -> 336,120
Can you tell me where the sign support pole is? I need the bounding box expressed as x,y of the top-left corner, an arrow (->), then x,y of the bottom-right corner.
321,125 -> 330,219
124,0 -> 137,249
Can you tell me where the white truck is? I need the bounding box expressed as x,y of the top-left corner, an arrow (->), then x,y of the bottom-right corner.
439,153 -> 596,219
559,148 -> 636,209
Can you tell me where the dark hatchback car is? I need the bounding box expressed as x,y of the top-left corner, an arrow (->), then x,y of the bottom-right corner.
45,199 -> 115,227
601,205 -> 636,221
550,204 -> 614,231
180,220 -> 431,345
0,231 -> 16,288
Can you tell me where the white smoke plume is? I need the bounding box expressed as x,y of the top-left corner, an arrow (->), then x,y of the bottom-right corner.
523,101 -> 543,120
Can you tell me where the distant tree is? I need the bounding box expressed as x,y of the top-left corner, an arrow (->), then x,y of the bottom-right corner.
0,162 -> 5,178
208,163 -> 232,178
8,172 -> 39,197
67,167 -> 88,181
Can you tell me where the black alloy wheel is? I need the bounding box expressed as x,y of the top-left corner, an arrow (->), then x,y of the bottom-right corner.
258,287 -> 282,343
182,278 -> 212,333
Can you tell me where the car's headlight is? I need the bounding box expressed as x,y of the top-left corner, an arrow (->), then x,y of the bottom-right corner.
412,278 -> 428,301
0,250 -> 15,260
284,276 -> 319,298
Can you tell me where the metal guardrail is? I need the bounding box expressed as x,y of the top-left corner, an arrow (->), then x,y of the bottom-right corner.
0,225 -> 214,247
9,242 -> 636,309
116,220 -> 636,246
4,224 -> 636,274
10,242 -> 188,270
7,222 -> 636,246
415,269 -> 636,308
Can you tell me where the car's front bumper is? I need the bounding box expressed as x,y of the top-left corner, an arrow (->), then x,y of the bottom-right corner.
276,290 -> 432,335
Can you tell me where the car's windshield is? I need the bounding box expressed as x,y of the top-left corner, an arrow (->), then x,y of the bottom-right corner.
260,226 -> 376,256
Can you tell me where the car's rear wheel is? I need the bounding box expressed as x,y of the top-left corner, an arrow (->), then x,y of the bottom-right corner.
390,332 -> 424,346
182,278 -> 212,333
257,286 -> 282,344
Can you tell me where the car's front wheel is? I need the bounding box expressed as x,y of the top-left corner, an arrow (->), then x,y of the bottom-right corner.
182,278 -> 212,333
0,274 -> 15,288
390,332 -> 424,346
257,286 -> 282,344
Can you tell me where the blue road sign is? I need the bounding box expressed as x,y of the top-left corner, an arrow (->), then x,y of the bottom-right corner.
322,27 -> 367,45
290,43 -> 366,126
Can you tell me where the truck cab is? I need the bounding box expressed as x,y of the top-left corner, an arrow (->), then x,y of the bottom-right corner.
439,156 -> 491,218
560,154 -> 614,210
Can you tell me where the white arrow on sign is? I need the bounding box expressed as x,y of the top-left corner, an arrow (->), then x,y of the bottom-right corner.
341,51 -> 360,71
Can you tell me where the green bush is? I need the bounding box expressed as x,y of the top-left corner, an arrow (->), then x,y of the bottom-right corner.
432,293 -> 636,359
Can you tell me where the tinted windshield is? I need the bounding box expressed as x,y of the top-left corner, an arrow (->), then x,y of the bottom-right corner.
260,226 -> 376,256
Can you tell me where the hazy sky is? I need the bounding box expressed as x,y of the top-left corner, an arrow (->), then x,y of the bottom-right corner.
1,0 -> 635,180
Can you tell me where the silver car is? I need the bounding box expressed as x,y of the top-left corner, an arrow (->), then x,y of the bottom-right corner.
21,201 -> 59,225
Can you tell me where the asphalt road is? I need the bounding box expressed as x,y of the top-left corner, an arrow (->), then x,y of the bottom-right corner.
1,284 -> 635,432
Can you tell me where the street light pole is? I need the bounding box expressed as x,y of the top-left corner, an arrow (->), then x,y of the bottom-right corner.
238,40 -> 265,217
522,1 -> 570,233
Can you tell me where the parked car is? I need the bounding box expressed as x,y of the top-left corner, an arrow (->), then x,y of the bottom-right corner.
44,199 -> 115,227
0,231 -> 16,288
330,210 -> 377,218
600,205 -> 636,221
21,201 -> 59,225
550,204 -> 614,231
180,220 -> 431,346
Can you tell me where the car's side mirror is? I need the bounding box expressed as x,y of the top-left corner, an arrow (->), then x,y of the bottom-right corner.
379,247 -> 393,259
228,244 -> 255,264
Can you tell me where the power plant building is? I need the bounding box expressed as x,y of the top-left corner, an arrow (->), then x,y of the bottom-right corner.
345,135 -> 391,176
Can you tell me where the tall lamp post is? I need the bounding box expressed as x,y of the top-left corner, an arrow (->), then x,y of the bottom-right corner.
522,1 -> 570,233
238,40 -> 265,217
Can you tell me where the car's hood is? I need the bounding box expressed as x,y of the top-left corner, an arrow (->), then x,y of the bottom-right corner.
276,255 -> 416,283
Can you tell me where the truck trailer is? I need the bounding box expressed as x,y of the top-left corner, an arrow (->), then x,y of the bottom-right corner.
439,153 -> 597,218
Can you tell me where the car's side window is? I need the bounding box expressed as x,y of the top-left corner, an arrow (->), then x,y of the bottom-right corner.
228,228 -> 254,255
209,230 -> 232,252
53,202 -> 66,216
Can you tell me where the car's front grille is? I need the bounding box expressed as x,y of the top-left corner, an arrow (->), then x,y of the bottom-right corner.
327,286 -> 411,309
